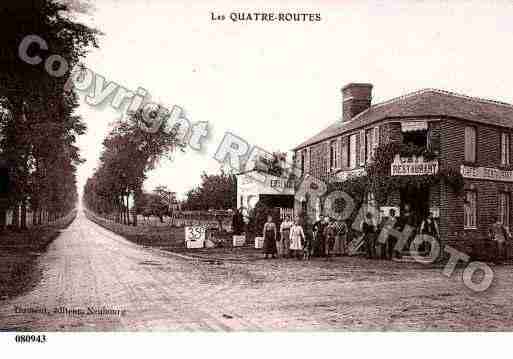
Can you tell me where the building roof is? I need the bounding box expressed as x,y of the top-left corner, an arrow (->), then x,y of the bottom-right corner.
293,88 -> 513,150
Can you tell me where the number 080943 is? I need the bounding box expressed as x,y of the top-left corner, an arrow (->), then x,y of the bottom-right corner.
14,334 -> 47,343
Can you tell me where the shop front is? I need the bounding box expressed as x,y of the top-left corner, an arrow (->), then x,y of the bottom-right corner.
236,170 -> 295,216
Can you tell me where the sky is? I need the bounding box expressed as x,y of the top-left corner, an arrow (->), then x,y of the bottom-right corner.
75,0 -> 513,199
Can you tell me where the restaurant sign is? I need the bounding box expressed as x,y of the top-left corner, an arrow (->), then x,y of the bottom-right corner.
391,156 -> 438,176
460,165 -> 513,182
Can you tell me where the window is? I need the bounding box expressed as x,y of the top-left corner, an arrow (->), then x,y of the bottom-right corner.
300,150 -> 305,176
464,190 -> 477,229
365,129 -> 376,163
373,126 -> 379,150
349,134 -> 357,169
464,126 -> 476,163
499,192 -> 510,228
359,130 -> 365,166
341,137 -> 348,168
329,140 -> 338,171
501,132 -> 510,166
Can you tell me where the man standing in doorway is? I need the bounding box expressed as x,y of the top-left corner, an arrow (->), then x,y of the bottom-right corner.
489,217 -> 510,263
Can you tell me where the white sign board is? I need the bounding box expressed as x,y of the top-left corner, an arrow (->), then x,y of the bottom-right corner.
401,121 -> 428,132
185,226 -> 206,249
334,168 -> 366,182
254,236 -> 264,249
460,165 -> 513,182
233,235 -> 246,247
391,156 -> 438,176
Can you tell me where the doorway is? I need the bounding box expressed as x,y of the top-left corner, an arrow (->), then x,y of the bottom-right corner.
400,186 -> 430,226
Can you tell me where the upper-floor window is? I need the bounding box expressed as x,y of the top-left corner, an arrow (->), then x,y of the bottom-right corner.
359,130 -> 365,166
329,140 -> 338,171
349,134 -> 357,169
464,126 -> 477,163
365,129 -> 373,163
402,121 -> 427,148
501,132 -> 510,166
300,150 -> 305,176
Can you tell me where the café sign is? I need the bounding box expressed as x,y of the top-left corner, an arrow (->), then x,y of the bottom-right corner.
391,156 -> 438,176
334,168 -> 366,182
460,165 -> 513,182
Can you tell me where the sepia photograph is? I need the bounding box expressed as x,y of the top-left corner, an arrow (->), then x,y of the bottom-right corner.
1,0 -> 513,352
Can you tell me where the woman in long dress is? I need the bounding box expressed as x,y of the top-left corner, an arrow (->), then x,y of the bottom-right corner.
262,215 -> 277,259
280,215 -> 293,258
289,216 -> 305,260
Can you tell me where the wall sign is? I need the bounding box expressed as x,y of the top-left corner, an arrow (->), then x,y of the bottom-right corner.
334,168 -> 366,182
401,121 -> 428,132
391,156 -> 438,176
460,165 -> 513,182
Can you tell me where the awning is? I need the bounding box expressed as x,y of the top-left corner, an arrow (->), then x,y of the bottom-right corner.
401,121 -> 428,132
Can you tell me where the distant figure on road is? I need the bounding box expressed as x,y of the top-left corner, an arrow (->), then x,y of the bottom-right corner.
280,215 -> 293,258
289,216 -> 305,260
262,215 -> 277,259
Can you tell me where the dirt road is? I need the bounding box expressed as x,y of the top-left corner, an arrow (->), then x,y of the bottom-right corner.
1,211 -> 513,331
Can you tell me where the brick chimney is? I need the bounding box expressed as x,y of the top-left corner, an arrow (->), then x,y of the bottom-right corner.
341,83 -> 373,122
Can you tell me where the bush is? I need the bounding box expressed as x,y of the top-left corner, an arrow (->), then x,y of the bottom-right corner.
248,202 -> 281,237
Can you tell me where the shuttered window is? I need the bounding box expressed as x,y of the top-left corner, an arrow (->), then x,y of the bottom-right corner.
349,134 -> 357,169
341,137 -> 348,169
366,129 -> 373,163
305,148 -> 310,174
359,130 -> 365,166
300,150 -> 305,176
337,137 -> 342,170
464,126 -> 476,163
329,140 -> 337,171
501,132 -> 510,166
499,192 -> 510,228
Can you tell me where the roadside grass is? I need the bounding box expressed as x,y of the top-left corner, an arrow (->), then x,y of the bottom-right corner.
85,210 -> 187,250
0,211 -> 77,300
84,210 -> 263,259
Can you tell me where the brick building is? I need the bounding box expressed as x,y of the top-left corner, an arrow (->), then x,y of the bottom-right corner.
293,83 -> 513,256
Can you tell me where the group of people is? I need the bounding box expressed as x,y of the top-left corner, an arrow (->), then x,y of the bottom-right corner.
262,214 -> 349,260
261,203 -> 442,261
360,205 -> 440,260
489,216 -> 512,261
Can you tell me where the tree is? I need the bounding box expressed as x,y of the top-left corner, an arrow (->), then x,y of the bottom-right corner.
0,1 -> 100,229
83,108 -> 185,225
182,171 -> 235,211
